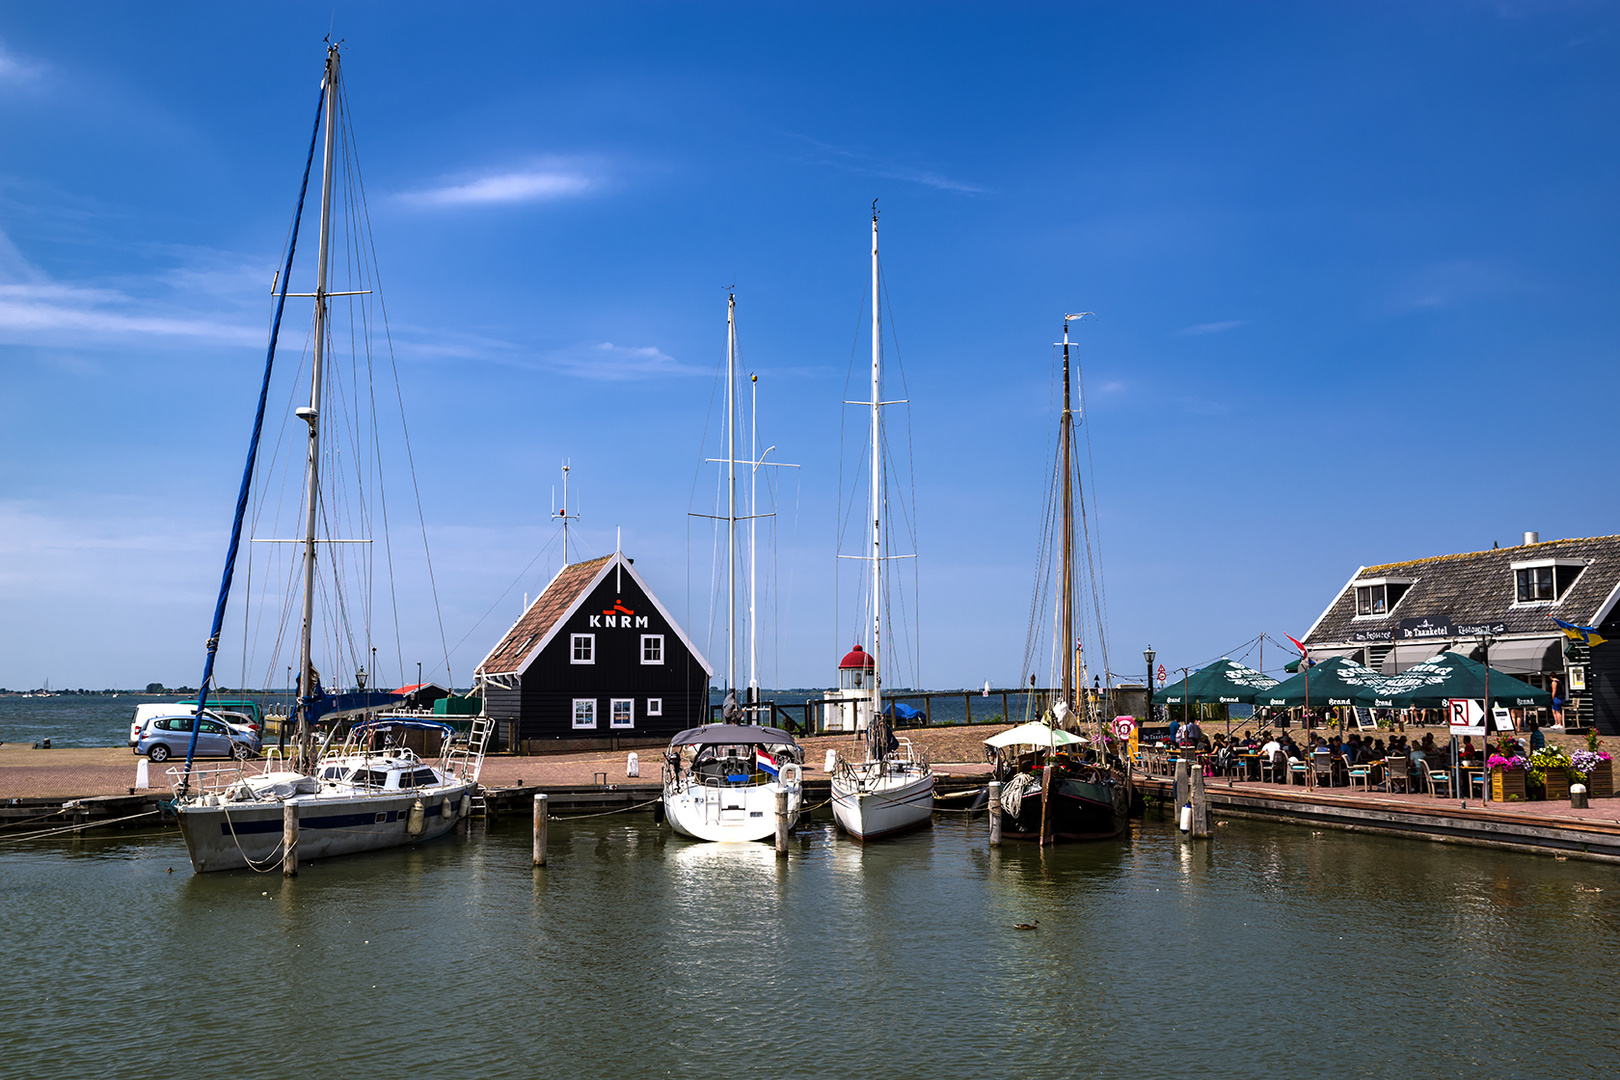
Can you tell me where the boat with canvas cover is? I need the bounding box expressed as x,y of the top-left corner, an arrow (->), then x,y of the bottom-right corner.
661,721 -> 803,842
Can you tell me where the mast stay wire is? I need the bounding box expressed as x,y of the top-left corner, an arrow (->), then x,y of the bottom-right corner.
340,73 -> 455,689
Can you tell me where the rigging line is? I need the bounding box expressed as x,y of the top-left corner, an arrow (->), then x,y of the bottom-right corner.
1073,343 -> 1111,686
177,77 -> 324,791
344,93 -> 452,688
445,523 -> 566,661
836,272 -> 868,653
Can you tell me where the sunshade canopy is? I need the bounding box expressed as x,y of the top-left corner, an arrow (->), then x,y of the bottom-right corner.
668,723 -> 799,748
1152,659 -> 1279,705
1254,655 -> 1388,708
1364,650 -> 1552,709
983,720 -> 1087,749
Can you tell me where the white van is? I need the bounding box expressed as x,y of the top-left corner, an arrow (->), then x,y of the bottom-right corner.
128,703 -> 259,746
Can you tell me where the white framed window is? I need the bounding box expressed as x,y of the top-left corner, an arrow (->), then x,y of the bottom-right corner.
572,698 -> 597,729
610,698 -> 634,728
1512,561 -> 1583,604
1353,579 -> 1413,618
641,634 -> 664,665
647,697 -> 663,716
571,633 -> 595,664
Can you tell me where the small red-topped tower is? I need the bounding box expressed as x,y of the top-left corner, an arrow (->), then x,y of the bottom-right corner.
823,642 -> 877,732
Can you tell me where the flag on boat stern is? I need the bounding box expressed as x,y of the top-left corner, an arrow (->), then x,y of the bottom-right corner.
755,747 -> 780,778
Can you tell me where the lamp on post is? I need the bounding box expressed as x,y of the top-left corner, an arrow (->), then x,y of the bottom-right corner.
356,665 -> 367,692
1144,646 -> 1156,729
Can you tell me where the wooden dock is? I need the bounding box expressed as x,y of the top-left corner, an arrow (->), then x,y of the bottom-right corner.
1135,773 -> 1620,863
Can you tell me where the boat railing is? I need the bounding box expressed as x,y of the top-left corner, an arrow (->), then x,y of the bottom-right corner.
166,763 -> 247,797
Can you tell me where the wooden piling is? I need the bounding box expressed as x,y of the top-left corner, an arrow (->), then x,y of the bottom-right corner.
988,780 -> 1002,846
1173,758 -> 1189,814
282,802 -> 298,877
533,793 -> 548,867
1039,764 -> 1056,846
775,790 -> 789,857
1191,766 -> 1210,838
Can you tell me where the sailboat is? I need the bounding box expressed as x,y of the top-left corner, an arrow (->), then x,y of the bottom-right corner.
662,292 -> 804,842
987,313 -> 1128,843
165,45 -> 486,873
829,205 -> 935,841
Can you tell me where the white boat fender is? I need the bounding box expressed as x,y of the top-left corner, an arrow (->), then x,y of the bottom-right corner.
824,749 -> 838,774
407,798 -> 426,836
458,793 -> 471,818
440,797 -> 453,821
627,751 -> 639,777
1178,803 -> 1192,833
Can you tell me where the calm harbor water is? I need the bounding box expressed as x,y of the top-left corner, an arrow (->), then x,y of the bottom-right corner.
3,810 -> 1616,1080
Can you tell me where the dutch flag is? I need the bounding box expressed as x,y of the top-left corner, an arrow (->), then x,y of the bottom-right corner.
755,747 -> 779,778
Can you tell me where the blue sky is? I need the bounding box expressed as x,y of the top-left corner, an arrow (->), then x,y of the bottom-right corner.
1,2 -> 1616,692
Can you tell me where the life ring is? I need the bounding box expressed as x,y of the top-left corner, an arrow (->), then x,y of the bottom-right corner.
1112,717 -> 1134,738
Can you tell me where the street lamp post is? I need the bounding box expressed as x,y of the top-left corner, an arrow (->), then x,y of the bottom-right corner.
1144,646 -> 1156,730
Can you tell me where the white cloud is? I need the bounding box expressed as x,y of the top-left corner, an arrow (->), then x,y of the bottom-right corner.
0,231 -> 263,348
397,166 -> 597,208
0,282 -> 261,346
553,342 -> 704,381
1178,319 -> 1249,336
789,134 -> 986,195
0,41 -> 47,86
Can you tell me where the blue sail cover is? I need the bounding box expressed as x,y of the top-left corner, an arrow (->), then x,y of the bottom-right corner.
305,690 -> 406,723
883,702 -> 923,722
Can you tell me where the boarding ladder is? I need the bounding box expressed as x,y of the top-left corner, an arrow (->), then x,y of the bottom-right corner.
441,715 -> 494,784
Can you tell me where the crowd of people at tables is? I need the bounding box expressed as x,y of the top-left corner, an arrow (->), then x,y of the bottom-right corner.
1149,716 -> 1537,790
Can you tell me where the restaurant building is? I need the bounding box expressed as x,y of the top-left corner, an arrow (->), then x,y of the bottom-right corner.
474,552 -> 714,750
1301,533 -> 1620,733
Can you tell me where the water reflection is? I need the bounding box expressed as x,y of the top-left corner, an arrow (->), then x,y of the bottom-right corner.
2,811 -> 1616,1079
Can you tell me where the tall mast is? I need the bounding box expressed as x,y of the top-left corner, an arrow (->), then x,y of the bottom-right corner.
869,204 -> 884,749
1059,316 -> 1073,716
726,292 -> 737,695
1058,312 -> 1091,721
295,44 -> 341,768
748,372 -> 758,704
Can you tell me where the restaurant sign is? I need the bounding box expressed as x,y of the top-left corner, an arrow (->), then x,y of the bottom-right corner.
1398,616 -> 1453,640
1455,620 -> 1508,637
1347,627 -> 1393,643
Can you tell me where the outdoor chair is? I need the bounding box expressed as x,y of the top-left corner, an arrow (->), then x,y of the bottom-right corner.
1383,757 -> 1408,794
1419,760 -> 1453,799
1288,756 -> 1310,786
1346,759 -> 1371,792
1311,749 -> 1337,787
1260,751 -> 1282,784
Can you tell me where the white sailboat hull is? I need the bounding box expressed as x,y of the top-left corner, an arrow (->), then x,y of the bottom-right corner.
831,761 -> 935,840
175,781 -> 474,873
663,776 -> 802,843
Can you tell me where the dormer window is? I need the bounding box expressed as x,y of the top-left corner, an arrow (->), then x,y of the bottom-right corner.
1512,560 -> 1583,603
1354,578 -> 1413,617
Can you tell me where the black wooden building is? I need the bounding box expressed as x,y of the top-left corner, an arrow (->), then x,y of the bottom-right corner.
475,553 -> 714,747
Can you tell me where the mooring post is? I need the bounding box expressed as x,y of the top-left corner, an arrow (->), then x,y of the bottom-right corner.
1191,765 -> 1210,838
775,790 -> 789,857
282,801 -> 298,877
988,780 -> 1002,846
1173,758 -> 1189,814
533,793 -> 548,867
1039,764 -> 1056,845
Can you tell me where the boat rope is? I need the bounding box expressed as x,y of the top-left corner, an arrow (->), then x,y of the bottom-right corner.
562,796 -> 665,819
177,78 -> 326,793
1000,772 -> 1037,818
0,809 -> 161,845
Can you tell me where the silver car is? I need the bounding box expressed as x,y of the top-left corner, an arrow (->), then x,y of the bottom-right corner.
135,715 -> 261,762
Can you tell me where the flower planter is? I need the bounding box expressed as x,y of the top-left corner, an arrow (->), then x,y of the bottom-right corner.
1542,769 -> 1571,802
1491,767 -> 1526,801
1590,760 -> 1614,799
